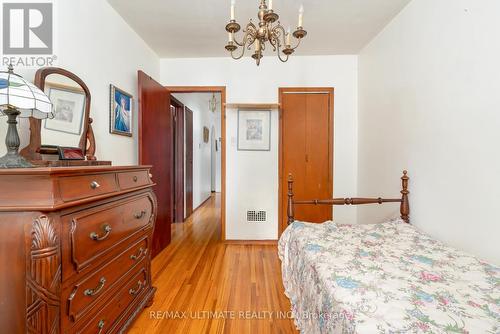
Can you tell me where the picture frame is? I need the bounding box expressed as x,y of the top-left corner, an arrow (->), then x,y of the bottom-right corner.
57,146 -> 85,160
237,109 -> 271,151
43,82 -> 86,135
203,126 -> 210,143
110,84 -> 133,137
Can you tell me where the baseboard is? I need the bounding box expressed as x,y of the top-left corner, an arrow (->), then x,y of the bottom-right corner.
224,240 -> 278,245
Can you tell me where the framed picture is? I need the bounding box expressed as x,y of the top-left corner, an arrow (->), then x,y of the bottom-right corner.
203,126 -> 209,143
237,109 -> 271,151
110,84 -> 133,137
57,147 -> 85,160
43,82 -> 86,135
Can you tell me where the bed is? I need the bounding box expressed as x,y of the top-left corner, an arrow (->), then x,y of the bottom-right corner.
279,171 -> 499,333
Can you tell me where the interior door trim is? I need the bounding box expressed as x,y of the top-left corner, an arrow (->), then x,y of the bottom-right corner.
278,87 -> 334,236
281,91 -> 330,94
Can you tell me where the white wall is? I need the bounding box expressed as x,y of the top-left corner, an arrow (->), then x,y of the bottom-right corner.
358,0 -> 500,264
161,55 -> 358,240
0,0 -> 159,165
172,93 -> 220,212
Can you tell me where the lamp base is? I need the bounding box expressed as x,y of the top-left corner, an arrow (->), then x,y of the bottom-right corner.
0,153 -> 34,168
0,107 -> 34,168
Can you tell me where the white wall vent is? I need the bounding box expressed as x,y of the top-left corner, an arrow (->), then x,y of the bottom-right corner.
247,210 -> 267,223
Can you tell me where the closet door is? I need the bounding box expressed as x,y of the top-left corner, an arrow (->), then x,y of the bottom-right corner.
303,93 -> 331,221
280,88 -> 333,234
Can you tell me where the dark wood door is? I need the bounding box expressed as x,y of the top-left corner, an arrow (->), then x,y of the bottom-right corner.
173,102 -> 184,223
280,89 -> 333,233
138,70 -> 173,257
185,107 -> 194,218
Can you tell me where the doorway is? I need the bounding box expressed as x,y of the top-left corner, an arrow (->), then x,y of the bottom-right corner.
278,87 -> 334,235
168,87 -> 226,240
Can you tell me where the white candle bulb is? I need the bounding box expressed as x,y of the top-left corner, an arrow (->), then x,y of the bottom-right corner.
231,0 -> 236,20
228,32 -> 233,42
269,0 -> 273,10
298,4 -> 304,27
255,40 -> 260,52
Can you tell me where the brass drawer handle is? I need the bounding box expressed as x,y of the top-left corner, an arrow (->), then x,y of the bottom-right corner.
129,280 -> 145,296
133,176 -> 138,182
90,181 -> 100,189
90,224 -> 112,241
84,277 -> 106,296
97,319 -> 105,334
134,210 -> 147,219
130,247 -> 147,261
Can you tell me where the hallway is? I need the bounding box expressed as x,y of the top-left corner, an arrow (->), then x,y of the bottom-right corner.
128,194 -> 297,334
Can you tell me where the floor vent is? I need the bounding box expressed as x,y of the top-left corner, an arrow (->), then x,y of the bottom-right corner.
247,210 -> 267,223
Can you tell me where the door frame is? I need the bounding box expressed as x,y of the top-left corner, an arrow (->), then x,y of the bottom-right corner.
170,96 -> 185,223
165,86 -> 227,241
278,87 -> 334,235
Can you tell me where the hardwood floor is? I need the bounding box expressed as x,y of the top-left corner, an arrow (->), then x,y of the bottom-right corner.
128,194 -> 298,334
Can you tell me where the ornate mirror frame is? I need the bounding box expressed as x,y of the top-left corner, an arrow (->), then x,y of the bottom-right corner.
21,67 -> 96,161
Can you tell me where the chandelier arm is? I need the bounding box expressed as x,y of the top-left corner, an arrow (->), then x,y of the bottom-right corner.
290,36 -> 302,50
234,22 -> 257,47
275,40 -> 289,63
230,44 -> 247,60
272,24 -> 287,48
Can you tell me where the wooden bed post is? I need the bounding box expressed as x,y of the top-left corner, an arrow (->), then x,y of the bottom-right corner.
400,170 -> 410,223
287,174 -> 295,225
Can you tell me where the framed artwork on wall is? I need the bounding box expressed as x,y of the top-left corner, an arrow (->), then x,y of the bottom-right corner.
110,84 -> 133,137
237,109 -> 271,151
203,126 -> 209,143
43,82 -> 86,135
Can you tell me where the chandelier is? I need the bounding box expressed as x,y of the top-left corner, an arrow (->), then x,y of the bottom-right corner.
225,0 -> 307,66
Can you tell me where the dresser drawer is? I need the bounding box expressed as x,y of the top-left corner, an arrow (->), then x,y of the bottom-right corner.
64,193 -> 154,274
72,266 -> 149,334
59,173 -> 119,202
63,237 -> 149,326
118,170 -> 151,191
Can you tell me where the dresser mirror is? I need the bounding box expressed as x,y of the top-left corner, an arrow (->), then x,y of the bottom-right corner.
21,67 -> 105,165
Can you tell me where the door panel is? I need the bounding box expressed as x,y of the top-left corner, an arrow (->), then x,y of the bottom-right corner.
304,93 -> 331,221
138,71 -> 172,257
280,90 -> 333,233
173,104 -> 184,223
185,108 -> 194,218
282,93 -> 307,231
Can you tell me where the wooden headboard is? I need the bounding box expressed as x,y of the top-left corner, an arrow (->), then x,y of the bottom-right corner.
287,171 -> 410,225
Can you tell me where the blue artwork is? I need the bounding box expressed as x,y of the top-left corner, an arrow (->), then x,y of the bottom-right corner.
110,85 -> 133,136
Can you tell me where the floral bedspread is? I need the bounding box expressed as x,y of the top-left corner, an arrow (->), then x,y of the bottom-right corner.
278,219 -> 500,334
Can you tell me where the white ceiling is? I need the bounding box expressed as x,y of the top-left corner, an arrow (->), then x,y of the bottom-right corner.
108,0 -> 411,58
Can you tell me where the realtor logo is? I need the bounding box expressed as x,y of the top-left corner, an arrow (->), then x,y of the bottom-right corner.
1,1 -> 56,67
2,2 -> 53,54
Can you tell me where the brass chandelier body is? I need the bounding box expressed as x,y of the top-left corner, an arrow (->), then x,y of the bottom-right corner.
225,0 -> 307,66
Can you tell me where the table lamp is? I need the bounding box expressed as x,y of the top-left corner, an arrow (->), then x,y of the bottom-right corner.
0,64 -> 53,168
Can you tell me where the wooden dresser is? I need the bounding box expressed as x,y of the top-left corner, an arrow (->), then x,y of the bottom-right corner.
0,166 -> 157,333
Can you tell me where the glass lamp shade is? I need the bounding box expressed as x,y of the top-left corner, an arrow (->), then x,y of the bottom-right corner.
0,66 -> 53,119
0,65 -> 53,168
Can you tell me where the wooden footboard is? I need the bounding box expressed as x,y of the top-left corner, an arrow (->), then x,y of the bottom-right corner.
287,171 -> 410,225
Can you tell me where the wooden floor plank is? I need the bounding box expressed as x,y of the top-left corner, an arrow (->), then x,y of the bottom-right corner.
128,194 -> 297,334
